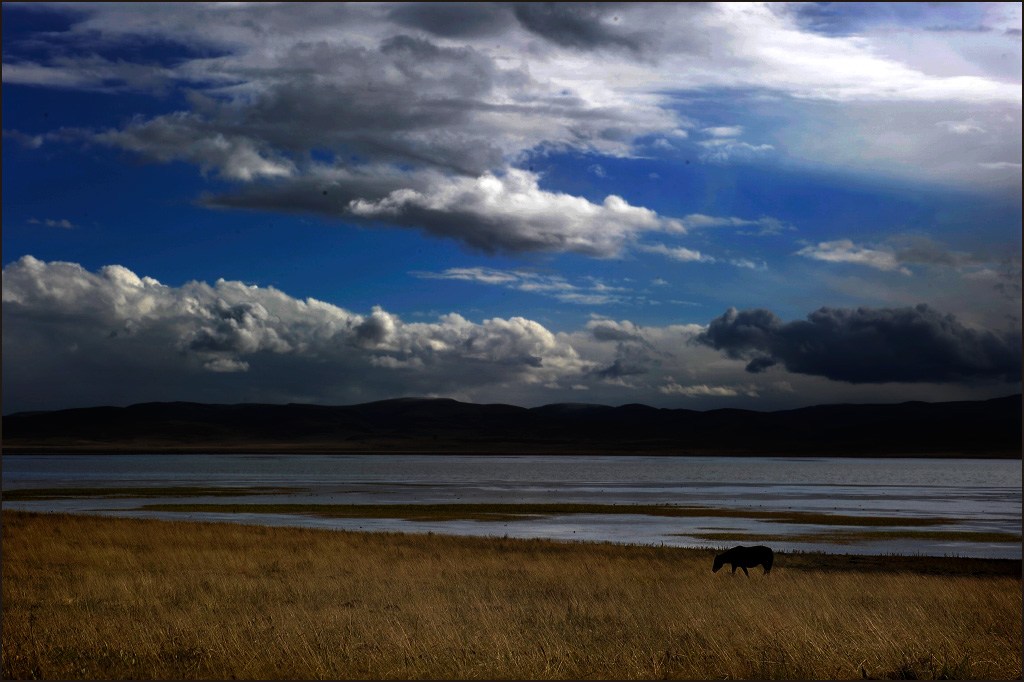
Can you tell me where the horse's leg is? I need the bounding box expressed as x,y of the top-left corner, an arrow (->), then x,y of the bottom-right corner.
731,565 -> 737,575
741,566 -> 750,577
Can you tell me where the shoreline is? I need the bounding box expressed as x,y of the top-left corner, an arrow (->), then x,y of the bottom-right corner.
5,445 -> 1021,458
4,483 -> 1020,562
3,510 -> 1020,577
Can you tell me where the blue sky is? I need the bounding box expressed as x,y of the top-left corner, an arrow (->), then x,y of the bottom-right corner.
3,2 -> 1021,413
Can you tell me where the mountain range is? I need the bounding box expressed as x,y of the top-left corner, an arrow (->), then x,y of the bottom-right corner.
3,395 -> 1020,457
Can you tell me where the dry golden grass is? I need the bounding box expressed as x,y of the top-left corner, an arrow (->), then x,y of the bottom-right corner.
2,511 -> 1020,680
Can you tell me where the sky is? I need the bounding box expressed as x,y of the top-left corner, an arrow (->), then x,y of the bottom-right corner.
2,2 -> 1021,414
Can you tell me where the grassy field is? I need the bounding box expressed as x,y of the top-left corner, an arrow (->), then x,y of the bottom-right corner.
2,511 -> 1020,680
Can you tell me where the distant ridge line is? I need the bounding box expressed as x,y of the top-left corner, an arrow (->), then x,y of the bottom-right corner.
3,395 -> 1020,457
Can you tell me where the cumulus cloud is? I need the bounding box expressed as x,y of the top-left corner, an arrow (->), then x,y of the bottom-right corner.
593,358 -> 648,381
3,257 -> 1018,411
696,304 -> 1021,383
586,318 -> 647,344
2,256 -> 594,409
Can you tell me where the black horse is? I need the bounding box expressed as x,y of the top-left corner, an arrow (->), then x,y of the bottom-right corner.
712,545 -> 774,577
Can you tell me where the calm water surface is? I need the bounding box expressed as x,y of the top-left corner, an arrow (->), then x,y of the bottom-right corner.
3,454 -> 1020,558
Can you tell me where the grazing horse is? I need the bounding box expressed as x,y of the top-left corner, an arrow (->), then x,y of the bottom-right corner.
712,545 -> 774,577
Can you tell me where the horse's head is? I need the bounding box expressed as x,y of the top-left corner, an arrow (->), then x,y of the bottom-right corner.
712,554 -> 724,573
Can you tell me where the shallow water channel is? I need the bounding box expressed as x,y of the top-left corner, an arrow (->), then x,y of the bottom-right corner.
2,454 -> 1020,558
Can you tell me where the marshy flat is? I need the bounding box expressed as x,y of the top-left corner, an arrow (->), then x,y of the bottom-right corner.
4,454 -> 1020,558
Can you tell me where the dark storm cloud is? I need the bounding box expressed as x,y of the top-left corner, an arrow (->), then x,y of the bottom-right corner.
390,3 -> 514,38
512,3 -> 645,53
92,29 -> 674,182
697,304 -> 1021,383
101,35 -> 511,177
594,358 -> 647,380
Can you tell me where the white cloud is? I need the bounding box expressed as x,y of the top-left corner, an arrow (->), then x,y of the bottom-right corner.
349,169 -> 683,256
703,125 -> 744,138
659,382 -> 757,398
699,3 -> 1021,104
15,3 -> 1018,105
4,257 -> 1015,412
411,266 -> 632,306
414,267 -> 520,286
681,214 -> 793,235
698,138 -> 775,163
796,240 -> 912,275
729,258 -> 766,270
1,256 -> 592,392
95,115 -> 296,182
586,318 -> 647,343
637,243 -> 714,263
0,55 -> 174,92
28,218 -> 76,229
3,1 -> 1017,260
979,161 -> 1022,171
796,235 -> 1022,303
937,119 -> 986,134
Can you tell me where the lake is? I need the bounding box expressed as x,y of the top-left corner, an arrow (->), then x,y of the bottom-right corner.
2,454 -> 1020,559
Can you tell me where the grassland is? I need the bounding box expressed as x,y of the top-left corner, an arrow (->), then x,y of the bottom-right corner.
2,511 -> 1020,680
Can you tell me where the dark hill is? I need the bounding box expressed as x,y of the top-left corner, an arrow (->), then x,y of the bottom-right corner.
2,395 -> 1020,457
